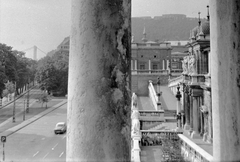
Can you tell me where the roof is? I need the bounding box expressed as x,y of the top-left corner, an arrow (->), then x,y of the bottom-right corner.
202,20 -> 210,35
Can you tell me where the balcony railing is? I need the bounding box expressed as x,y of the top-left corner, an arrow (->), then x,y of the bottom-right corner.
139,110 -> 164,121
131,69 -> 169,74
178,134 -> 213,162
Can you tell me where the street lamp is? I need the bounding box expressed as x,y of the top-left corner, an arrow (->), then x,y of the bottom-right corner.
175,83 -> 182,130
13,82 -> 16,122
157,77 -> 162,110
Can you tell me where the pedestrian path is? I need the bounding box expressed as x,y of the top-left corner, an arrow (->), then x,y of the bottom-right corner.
155,85 -> 178,111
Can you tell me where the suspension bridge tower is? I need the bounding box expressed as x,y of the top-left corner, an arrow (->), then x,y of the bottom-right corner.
33,45 -> 37,60
21,46 -> 47,60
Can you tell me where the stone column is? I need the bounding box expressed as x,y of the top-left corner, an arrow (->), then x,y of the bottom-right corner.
148,60 -> 151,73
166,60 -> 169,71
191,96 -> 199,138
189,95 -> 193,135
183,88 -> 190,130
131,60 -> 133,70
210,1 -> 240,161
162,60 -> 165,70
208,52 -> 211,75
135,60 -> 137,70
67,1 -> 131,161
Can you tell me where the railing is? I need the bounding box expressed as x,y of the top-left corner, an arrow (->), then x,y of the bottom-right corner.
168,75 -> 183,87
131,69 -> 169,74
178,134 -> 213,162
148,80 -> 158,110
139,110 -> 165,121
171,69 -> 183,73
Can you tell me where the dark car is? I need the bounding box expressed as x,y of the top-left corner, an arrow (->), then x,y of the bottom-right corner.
54,122 -> 67,134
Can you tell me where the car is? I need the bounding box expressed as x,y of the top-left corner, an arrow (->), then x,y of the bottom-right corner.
54,122 -> 67,134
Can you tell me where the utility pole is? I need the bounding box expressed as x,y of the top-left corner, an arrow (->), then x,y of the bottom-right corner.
12,82 -> 16,123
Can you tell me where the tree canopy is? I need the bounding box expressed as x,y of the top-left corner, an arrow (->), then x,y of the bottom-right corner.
35,51 -> 69,95
0,43 -> 37,97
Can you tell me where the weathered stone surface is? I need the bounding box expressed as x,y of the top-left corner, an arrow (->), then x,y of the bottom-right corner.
210,0 -> 240,161
67,0 -> 131,161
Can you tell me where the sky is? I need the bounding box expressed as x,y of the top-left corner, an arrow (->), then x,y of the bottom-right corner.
0,0 -> 209,60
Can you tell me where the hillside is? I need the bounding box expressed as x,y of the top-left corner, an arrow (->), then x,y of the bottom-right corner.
132,14 -> 207,43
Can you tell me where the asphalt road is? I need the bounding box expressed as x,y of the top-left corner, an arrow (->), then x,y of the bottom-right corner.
0,103 -> 67,162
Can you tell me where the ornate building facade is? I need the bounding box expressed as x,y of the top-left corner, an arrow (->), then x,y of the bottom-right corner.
181,12 -> 212,142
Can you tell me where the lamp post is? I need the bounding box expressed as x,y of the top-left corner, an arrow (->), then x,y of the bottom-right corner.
23,99 -> 26,121
157,77 -> 162,110
175,83 -> 182,130
12,82 -> 16,123
26,81 -> 30,113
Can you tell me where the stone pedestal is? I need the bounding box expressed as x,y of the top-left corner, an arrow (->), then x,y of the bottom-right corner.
210,0 -> 240,161
67,1 -> 131,161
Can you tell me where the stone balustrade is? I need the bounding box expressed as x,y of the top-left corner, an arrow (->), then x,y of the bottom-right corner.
131,92 -> 141,162
178,134 -> 213,162
139,110 -> 165,122
148,80 -> 158,110
131,69 -> 169,75
168,75 -> 183,90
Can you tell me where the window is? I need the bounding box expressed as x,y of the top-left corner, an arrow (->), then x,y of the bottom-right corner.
140,64 -> 145,69
152,64 -> 158,70
201,51 -> 209,74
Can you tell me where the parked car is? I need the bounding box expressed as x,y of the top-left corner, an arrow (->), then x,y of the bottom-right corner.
54,122 -> 67,134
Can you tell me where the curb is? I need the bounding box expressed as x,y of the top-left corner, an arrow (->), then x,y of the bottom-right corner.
1,99 -> 67,137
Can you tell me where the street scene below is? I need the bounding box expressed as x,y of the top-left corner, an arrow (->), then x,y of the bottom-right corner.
0,86 -> 67,162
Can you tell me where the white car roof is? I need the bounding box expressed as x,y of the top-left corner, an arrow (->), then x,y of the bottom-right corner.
56,122 -> 66,125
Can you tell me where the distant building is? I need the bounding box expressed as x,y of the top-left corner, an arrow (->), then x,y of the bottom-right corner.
57,36 -> 70,54
167,41 -> 189,73
169,11 -> 211,142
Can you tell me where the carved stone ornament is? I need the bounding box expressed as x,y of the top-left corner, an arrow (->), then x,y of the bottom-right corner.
182,56 -> 189,74
200,105 -> 208,114
189,55 -> 197,75
131,119 -> 140,136
131,110 -> 139,119
131,93 -> 138,110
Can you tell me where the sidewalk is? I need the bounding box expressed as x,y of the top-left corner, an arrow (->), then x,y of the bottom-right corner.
0,98 -> 67,137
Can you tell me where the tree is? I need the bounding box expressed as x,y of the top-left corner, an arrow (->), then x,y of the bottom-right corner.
35,51 -> 69,95
0,44 -> 16,101
38,93 -> 51,108
13,50 -> 37,94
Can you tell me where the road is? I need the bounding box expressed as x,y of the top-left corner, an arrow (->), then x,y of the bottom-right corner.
0,88 -> 42,124
0,103 -> 67,162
